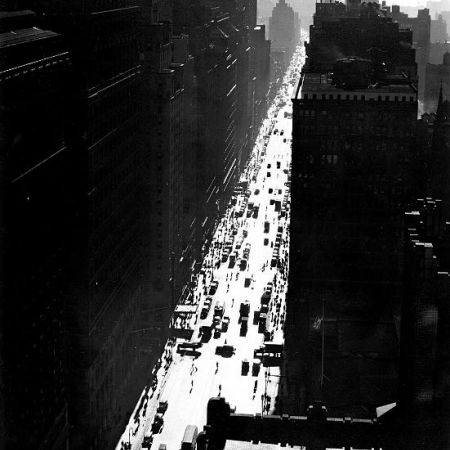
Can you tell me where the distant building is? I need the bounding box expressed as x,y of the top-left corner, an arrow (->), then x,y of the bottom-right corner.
431,13 -> 448,42
251,25 -> 271,127
424,51 -> 450,112
384,6 -> 430,103
269,0 -> 299,68
307,2 -> 417,77
428,93 -> 450,217
429,41 -> 450,63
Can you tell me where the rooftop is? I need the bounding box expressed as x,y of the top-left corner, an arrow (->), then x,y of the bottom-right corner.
0,27 -> 59,49
294,72 -> 416,102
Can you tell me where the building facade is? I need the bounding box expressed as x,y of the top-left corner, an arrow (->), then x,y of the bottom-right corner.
286,0 -> 418,417
0,10 -> 72,449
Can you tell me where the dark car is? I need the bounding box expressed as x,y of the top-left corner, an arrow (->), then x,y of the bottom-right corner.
216,345 -> 235,357
151,413 -> 164,433
209,281 -> 219,295
157,401 -> 168,414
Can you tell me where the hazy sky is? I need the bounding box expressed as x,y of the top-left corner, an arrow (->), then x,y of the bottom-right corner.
385,0 -> 449,6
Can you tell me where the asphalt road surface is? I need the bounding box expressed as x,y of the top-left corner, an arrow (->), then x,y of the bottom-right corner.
116,44 -> 306,450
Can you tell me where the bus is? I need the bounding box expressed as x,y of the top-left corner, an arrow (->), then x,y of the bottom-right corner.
181,425 -> 198,450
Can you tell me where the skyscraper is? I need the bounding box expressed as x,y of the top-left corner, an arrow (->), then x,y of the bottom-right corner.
287,0 -> 418,416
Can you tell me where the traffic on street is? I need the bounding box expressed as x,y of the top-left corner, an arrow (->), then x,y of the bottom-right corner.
116,43 -> 305,450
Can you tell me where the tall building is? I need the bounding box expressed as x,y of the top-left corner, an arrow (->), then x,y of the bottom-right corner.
385,5 -> 432,107
428,91 -> 450,218
431,13 -> 448,42
400,198 -> 450,449
251,24 -> 271,127
269,0 -> 298,67
425,51 -> 450,112
0,10 -> 73,449
1,0 -> 155,447
172,0 -> 264,246
286,0 -> 418,417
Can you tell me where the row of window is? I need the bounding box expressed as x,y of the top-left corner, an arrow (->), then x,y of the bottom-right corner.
302,92 -> 415,102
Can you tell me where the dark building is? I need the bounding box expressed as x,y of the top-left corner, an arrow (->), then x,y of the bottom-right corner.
172,0 -> 266,246
428,92 -> 450,219
187,397 -> 399,450
251,24 -> 271,128
286,0 -> 418,418
429,41 -> 450,63
0,10 -> 72,449
1,1 -> 155,448
400,198 -> 450,449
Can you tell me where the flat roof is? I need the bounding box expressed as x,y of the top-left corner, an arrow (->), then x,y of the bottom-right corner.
294,72 -> 416,101
0,27 -> 59,49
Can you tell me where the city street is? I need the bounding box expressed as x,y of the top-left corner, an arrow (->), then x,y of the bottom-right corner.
116,44 -> 305,450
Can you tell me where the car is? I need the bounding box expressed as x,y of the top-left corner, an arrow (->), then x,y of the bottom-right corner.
254,189 -> 260,195
209,281 -> 219,295
222,316 -> 230,332
241,359 -> 250,375
151,413 -> 164,433
252,361 -> 261,376
264,238 -> 269,246
213,325 -> 221,339
269,188 -> 273,194
280,130 -> 284,135
283,138 -> 286,143
267,172 -> 271,177
216,345 -> 235,357
157,401 -> 168,414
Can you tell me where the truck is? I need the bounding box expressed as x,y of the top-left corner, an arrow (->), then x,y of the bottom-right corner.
181,425 -> 198,450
